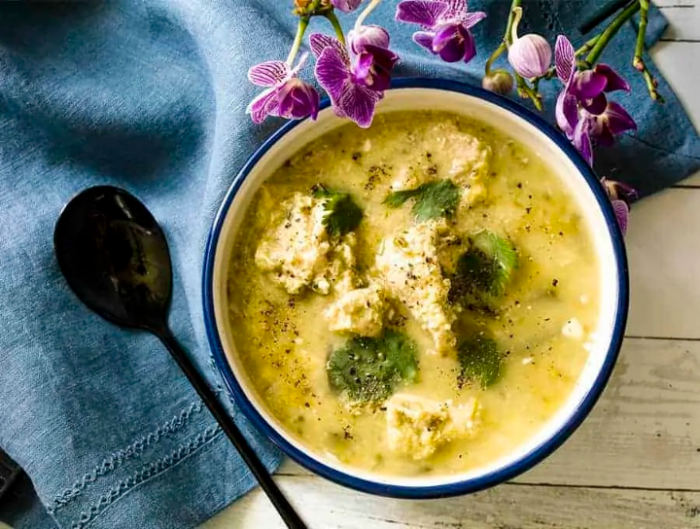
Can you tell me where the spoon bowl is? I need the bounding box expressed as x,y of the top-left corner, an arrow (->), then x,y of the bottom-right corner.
55,186 -> 171,331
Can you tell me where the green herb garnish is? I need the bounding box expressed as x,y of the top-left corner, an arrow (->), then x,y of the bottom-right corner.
451,231 -> 518,303
458,334 -> 503,389
384,180 -> 460,221
327,330 -> 419,403
312,184 -> 363,237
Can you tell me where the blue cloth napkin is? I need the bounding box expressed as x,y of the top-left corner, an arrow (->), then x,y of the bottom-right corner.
0,1 -> 697,528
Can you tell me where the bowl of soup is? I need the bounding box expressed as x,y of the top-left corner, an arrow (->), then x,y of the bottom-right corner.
203,78 -> 628,498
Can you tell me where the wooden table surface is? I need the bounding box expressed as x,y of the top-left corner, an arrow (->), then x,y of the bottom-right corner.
203,2 -> 700,528
1,3 -> 696,529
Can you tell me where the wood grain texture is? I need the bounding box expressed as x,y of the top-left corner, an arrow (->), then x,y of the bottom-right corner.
626,190 -> 700,339
203,475 -> 700,529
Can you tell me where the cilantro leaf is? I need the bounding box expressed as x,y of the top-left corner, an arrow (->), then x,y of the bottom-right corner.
313,184 -> 363,237
327,330 -> 419,403
458,334 -> 503,389
384,180 -> 460,221
450,231 -> 518,304
383,187 -> 422,208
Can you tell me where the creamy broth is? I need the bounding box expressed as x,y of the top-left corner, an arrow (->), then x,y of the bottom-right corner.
227,111 -> 599,476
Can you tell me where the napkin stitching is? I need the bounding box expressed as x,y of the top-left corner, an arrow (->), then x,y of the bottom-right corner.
48,401 -> 205,514
67,425 -> 222,529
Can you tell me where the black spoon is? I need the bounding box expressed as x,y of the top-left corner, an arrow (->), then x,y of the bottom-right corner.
54,186 -> 306,529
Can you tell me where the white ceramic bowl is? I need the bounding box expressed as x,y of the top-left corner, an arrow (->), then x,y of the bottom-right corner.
203,79 -> 629,498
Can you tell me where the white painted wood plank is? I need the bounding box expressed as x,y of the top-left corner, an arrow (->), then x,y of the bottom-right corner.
655,0 -> 698,9
659,5 -> 700,42
651,42 -> 700,130
203,475 -> 700,529
626,189 -> 700,338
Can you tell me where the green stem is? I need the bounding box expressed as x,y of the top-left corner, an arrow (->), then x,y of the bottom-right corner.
516,74 -> 543,111
356,0 -> 382,28
484,0 -> 520,76
634,0 -> 649,61
576,34 -> 601,57
286,17 -> 309,65
585,0 -> 640,65
504,0 -> 522,46
325,11 -> 346,46
633,0 -> 663,102
484,43 -> 506,76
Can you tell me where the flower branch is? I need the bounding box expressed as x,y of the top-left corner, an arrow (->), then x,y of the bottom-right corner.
633,0 -> 664,102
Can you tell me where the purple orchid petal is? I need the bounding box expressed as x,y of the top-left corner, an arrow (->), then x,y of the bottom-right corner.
315,46 -> 352,100
432,23 -> 468,62
352,52 -> 374,85
573,117 -> 594,166
590,116 -> 616,147
461,30 -> 477,63
349,25 -> 390,54
602,177 -> 638,203
595,63 -> 630,93
571,69 -> 608,100
277,79 -> 320,120
309,33 -> 348,62
603,101 -> 637,135
360,44 -> 399,91
443,0 -> 466,21
555,89 -> 578,138
582,93 -> 608,115
612,199 -> 629,234
555,35 -> 575,83
248,61 -> 290,87
246,87 -> 279,124
461,10 -> 487,29
336,82 -> 382,128
413,30 -> 435,51
332,0 -> 362,13
396,0 -> 449,29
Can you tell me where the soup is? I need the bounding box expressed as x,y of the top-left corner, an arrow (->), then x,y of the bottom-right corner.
227,111 -> 599,477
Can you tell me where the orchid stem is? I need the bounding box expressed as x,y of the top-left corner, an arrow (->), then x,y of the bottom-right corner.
484,43 -> 506,76
325,11 -> 346,46
484,0 -> 520,77
355,0 -> 382,28
516,74 -> 543,111
504,0 -> 522,46
577,34 -> 601,56
633,0 -> 664,102
585,0 -> 640,65
286,16 -> 309,65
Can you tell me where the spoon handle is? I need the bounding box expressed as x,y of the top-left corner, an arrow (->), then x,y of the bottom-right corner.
155,327 -> 307,529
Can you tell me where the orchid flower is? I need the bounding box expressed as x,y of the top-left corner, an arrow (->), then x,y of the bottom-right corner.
554,36 -> 636,165
311,31 -> 398,128
601,177 -> 638,235
396,0 -> 486,63
247,53 -> 320,124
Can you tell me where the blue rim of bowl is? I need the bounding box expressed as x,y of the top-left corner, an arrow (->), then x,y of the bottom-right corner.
202,77 -> 629,499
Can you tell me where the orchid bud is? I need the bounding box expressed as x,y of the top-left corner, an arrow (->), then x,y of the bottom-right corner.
331,0 -> 362,12
482,69 -> 514,95
348,25 -> 390,55
507,7 -> 552,79
508,34 -> 552,78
